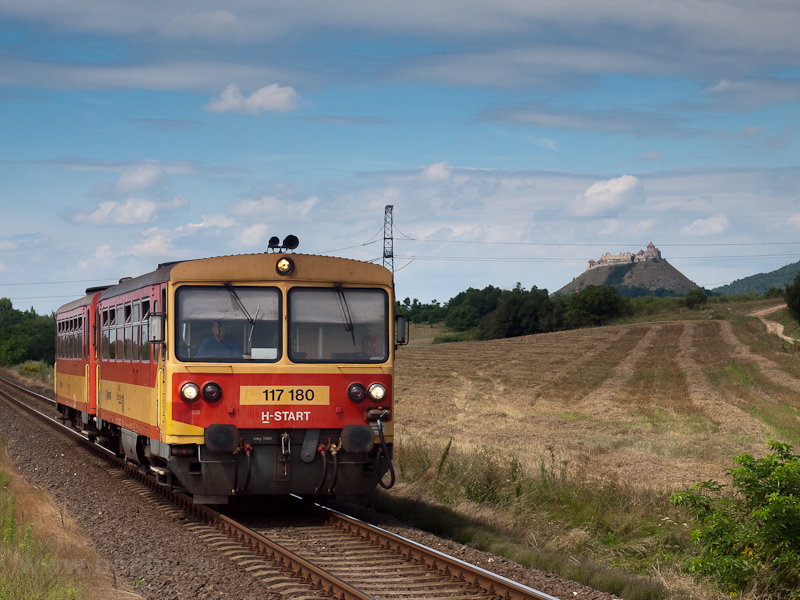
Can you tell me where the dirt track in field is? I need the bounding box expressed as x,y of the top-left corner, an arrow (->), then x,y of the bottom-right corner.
753,303 -> 796,344
395,311 -> 800,491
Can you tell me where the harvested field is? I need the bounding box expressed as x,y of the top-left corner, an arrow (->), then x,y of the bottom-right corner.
394,312 -> 800,493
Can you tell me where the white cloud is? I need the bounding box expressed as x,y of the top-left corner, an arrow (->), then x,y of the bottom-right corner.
71,196 -> 188,225
52,158 -> 201,176
207,83 -> 300,114
599,220 -> 623,235
421,161 -> 452,183
77,244 -> 119,270
788,214 -> 800,230
630,219 -> 655,235
239,223 -> 270,248
178,214 -> 236,232
2,1 -> 799,98
114,164 -> 168,195
707,79 -> 755,93
171,10 -> 237,36
572,175 -> 644,214
642,151 -> 662,162
132,231 -> 176,256
680,215 -> 729,236
229,195 -> 318,219
733,126 -> 762,139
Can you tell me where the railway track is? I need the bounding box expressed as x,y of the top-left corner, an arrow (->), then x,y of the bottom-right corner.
0,373 -> 561,600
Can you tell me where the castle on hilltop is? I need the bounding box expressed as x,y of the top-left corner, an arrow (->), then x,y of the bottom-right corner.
587,242 -> 662,271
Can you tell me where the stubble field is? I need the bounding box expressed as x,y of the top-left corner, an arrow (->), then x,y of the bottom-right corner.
384,302 -> 800,597
394,304 -> 800,492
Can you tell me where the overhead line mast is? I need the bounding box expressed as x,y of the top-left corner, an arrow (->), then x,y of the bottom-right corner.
383,205 -> 394,277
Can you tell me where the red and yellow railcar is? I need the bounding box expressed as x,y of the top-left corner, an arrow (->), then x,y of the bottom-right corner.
55,290 -> 100,418
55,251 -> 407,503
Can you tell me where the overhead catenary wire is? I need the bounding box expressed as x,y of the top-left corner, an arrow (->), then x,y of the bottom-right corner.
394,205 -> 800,220
391,237 -> 800,248
391,253 -> 800,263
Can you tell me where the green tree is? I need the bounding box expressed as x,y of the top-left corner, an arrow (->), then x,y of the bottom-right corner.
0,297 -> 19,328
444,286 -> 503,332
565,286 -> 630,328
445,304 -> 481,331
684,288 -> 708,309
0,299 -> 55,366
396,298 -> 447,325
786,272 -> 800,324
672,440 -> 800,596
485,285 -> 560,339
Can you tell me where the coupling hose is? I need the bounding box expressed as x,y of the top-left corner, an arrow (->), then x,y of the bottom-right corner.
376,419 -> 395,489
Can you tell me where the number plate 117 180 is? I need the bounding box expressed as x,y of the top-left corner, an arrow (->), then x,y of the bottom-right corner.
239,386 -> 330,405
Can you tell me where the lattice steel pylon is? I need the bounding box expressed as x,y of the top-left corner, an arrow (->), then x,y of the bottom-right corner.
383,205 -> 394,276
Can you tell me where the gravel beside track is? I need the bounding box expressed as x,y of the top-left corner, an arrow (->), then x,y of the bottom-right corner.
0,388 -> 283,600
0,375 -> 620,600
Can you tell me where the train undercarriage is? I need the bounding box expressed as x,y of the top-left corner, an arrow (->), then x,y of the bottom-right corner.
57,403 -> 393,504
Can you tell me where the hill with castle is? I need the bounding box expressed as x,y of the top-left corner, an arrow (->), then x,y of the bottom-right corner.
554,242 -> 700,297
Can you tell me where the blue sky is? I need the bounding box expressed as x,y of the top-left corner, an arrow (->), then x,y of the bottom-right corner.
1,0 -> 799,314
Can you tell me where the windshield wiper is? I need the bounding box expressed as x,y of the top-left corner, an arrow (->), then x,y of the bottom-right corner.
223,282 -> 254,323
248,304 -> 260,347
334,283 -> 356,345
223,282 -> 258,350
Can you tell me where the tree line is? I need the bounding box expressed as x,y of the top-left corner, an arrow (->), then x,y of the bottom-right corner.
0,298 -> 55,366
398,272 -> 800,342
1,273 -> 799,366
398,284 -> 632,341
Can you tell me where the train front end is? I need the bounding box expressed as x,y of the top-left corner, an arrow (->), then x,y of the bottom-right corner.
158,253 -> 402,504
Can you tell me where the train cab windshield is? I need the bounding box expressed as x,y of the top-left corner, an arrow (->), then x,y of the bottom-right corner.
175,286 -> 281,361
288,287 -> 389,363
175,285 -> 389,364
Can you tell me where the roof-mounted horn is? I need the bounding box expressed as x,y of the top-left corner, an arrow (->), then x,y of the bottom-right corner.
266,235 -> 299,253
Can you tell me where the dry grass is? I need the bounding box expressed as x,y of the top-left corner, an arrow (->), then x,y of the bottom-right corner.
388,308 -> 800,597
394,316 -> 796,490
0,441 -> 141,600
406,322 -> 449,347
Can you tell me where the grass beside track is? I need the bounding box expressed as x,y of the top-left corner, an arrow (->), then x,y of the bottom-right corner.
8,360 -> 54,391
0,443 -> 93,600
375,440 -> 693,600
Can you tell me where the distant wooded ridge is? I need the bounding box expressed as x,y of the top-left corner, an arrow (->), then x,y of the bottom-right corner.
712,260 -> 800,296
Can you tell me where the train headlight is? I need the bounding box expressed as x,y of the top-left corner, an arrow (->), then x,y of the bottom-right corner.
347,383 -> 367,403
202,382 -> 222,402
276,257 -> 294,275
368,383 -> 386,402
180,382 -> 200,402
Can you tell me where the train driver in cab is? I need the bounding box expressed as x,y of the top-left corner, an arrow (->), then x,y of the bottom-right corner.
197,320 -> 242,358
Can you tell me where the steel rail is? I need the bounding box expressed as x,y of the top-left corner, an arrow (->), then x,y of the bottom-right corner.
0,376 -> 562,600
322,506 -> 560,600
0,372 -> 55,404
215,513 -> 374,600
